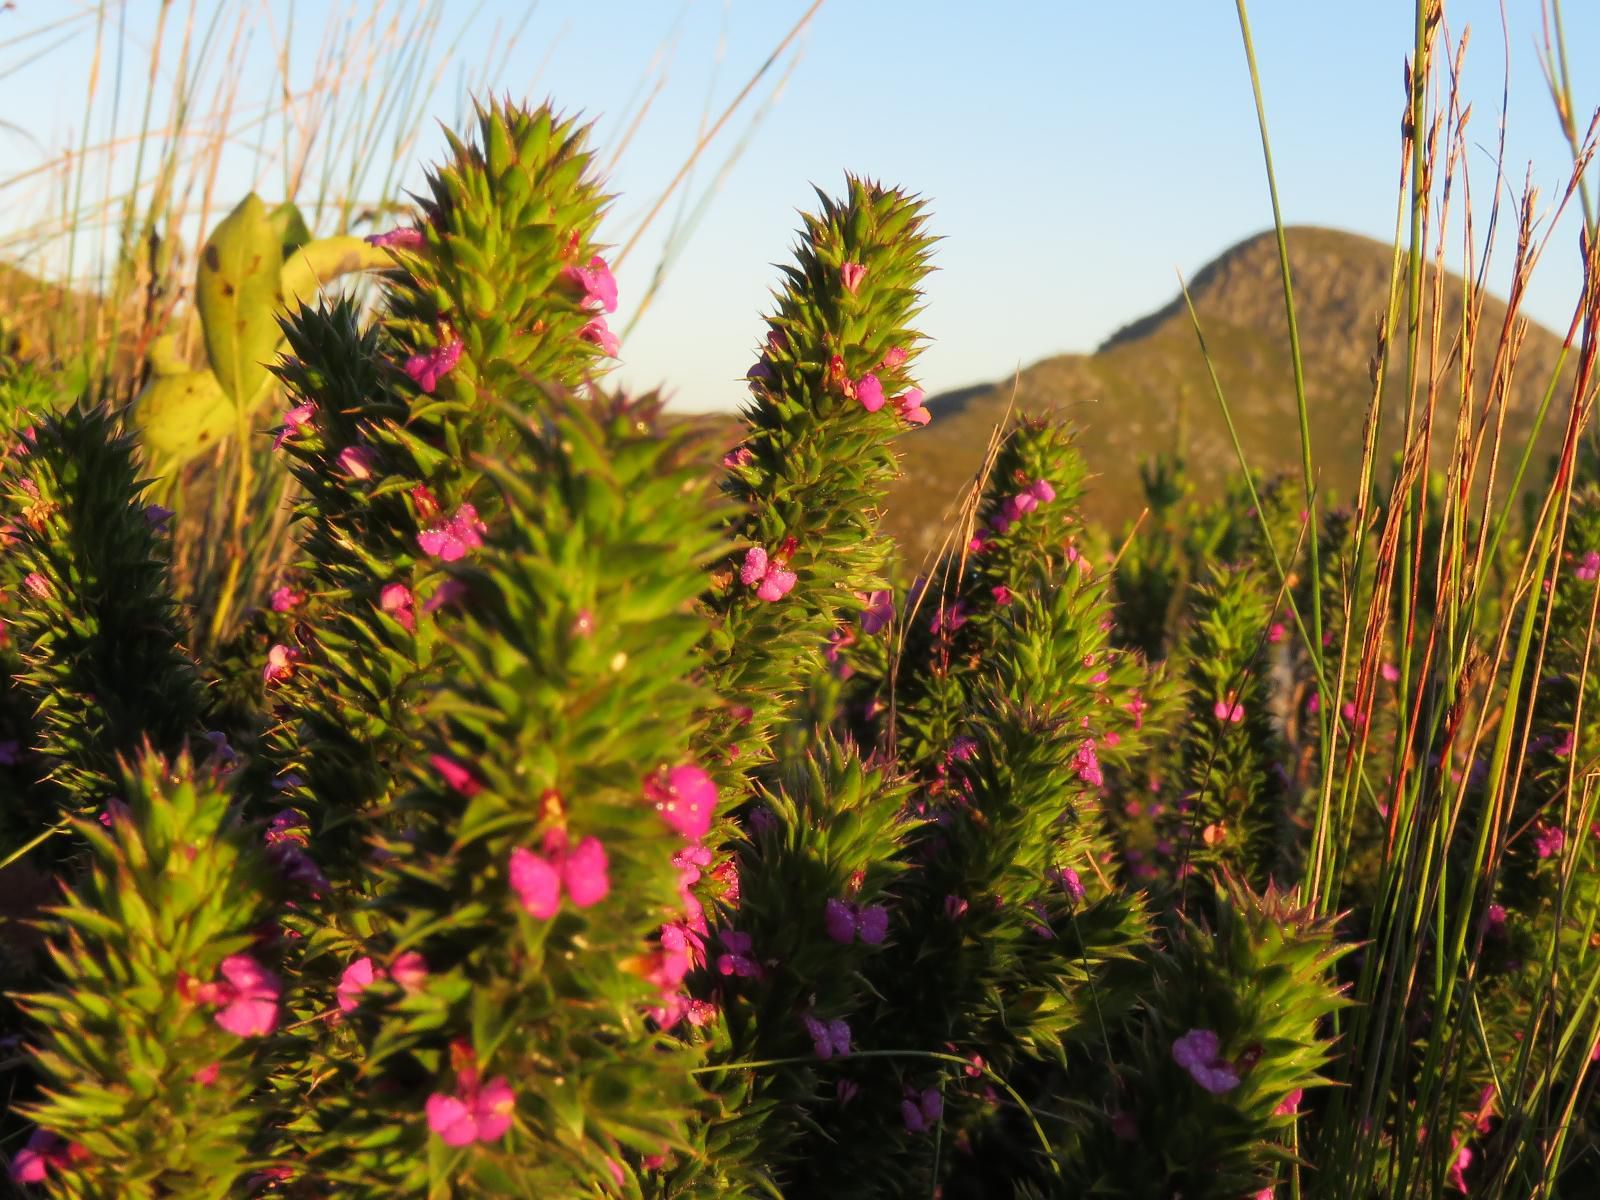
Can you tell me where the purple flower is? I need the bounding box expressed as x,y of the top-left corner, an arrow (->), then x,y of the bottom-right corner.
901,1086 -> 944,1133
1057,867 -> 1085,904
860,589 -> 894,634
929,600 -> 968,634
824,898 -> 889,945
802,1013 -> 852,1059
944,894 -> 969,920
716,929 -> 760,978
559,255 -> 618,313
1171,1028 -> 1240,1094
403,339 -> 464,393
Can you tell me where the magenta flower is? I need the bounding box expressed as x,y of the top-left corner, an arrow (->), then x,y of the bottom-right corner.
1447,1138 -> 1472,1192
424,578 -> 469,613
366,226 -> 425,249
10,1129 -> 82,1184
944,894 -> 969,920
723,445 -> 754,468
802,1013 -> 852,1060
1268,622 -> 1287,644
840,261 -> 866,293
508,834 -> 610,918
1171,1028 -> 1240,1094
430,753 -> 481,797
337,444 -> 377,480
579,315 -> 621,357
22,572 -> 51,599
716,929 -> 760,978
860,589 -> 894,634
1213,697 -> 1245,723
380,582 -> 415,633
273,401 -> 315,450
404,339 -> 464,393
262,643 -> 298,686
855,373 -> 886,413
417,503 -> 486,562
336,956 -> 380,1014
651,764 -> 718,840
1274,1088 -> 1304,1117
739,545 -> 797,602
427,1072 -> 515,1147
559,255 -> 618,313
269,586 -> 302,613
1056,867 -> 1085,904
901,1087 -> 944,1133
880,345 -> 908,370
896,388 -> 931,426
929,599 -> 968,634
390,952 -> 429,992
1381,660 -> 1400,682
208,954 -> 281,1037
824,898 -> 889,945
991,584 -> 1013,606
1534,823 -> 1566,859
191,1061 -> 220,1086
1577,550 -> 1600,582
1028,478 -> 1056,504
1074,739 -> 1104,788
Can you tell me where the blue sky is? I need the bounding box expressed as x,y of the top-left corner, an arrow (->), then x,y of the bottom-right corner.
1,2 -> 1596,411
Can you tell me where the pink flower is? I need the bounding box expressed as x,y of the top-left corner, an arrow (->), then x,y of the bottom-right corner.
824,898 -> 889,945
380,582 -> 416,632
802,1013 -> 852,1059
1576,550 -> 1600,582
366,227 -> 425,249
1056,867 -> 1085,904
191,1061 -> 220,1086
944,894 -> 969,920
430,753 -> 481,796
1447,1137 -> 1471,1191
1171,1028 -> 1240,1094
337,444 -> 378,480
991,584 -> 1012,606
273,401 -> 315,450
1268,622 -> 1287,644
896,387 -> 930,426
1534,824 -> 1566,859
424,578 -> 469,613
262,643 -> 298,685
10,1129 -> 83,1184
1274,1088 -> 1303,1116
1074,739 -> 1103,788
948,736 -> 979,763
427,1072 -> 515,1147
855,373 -> 886,413
22,572 -> 51,599
404,339 -> 464,393
336,956 -> 380,1014
840,262 -> 866,293
391,952 -> 429,992
716,929 -> 760,978
860,589 -> 894,634
1213,697 -> 1245,723
880,345 -> 908,370
901,1086 -> 943,1133
269,586 -> 302,613
739,545 -> 797,602
559,255 -> 618,313
1028,479 -> 1056,504
723,445 -> 754,469
651,764 -> 718,840
418,503 -> 486,562
579,316 -> 620,357
209,955 -> 281,1037
508,835 -> 610,917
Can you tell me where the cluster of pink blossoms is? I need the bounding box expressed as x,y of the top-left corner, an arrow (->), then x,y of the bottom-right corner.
740,543 -> 797,602
508,833 -> 611,918
988,477 -> 1058,536
335,951 -> 427,1016
9,1130 -> 89,1185
426,1053 -> 516,1147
